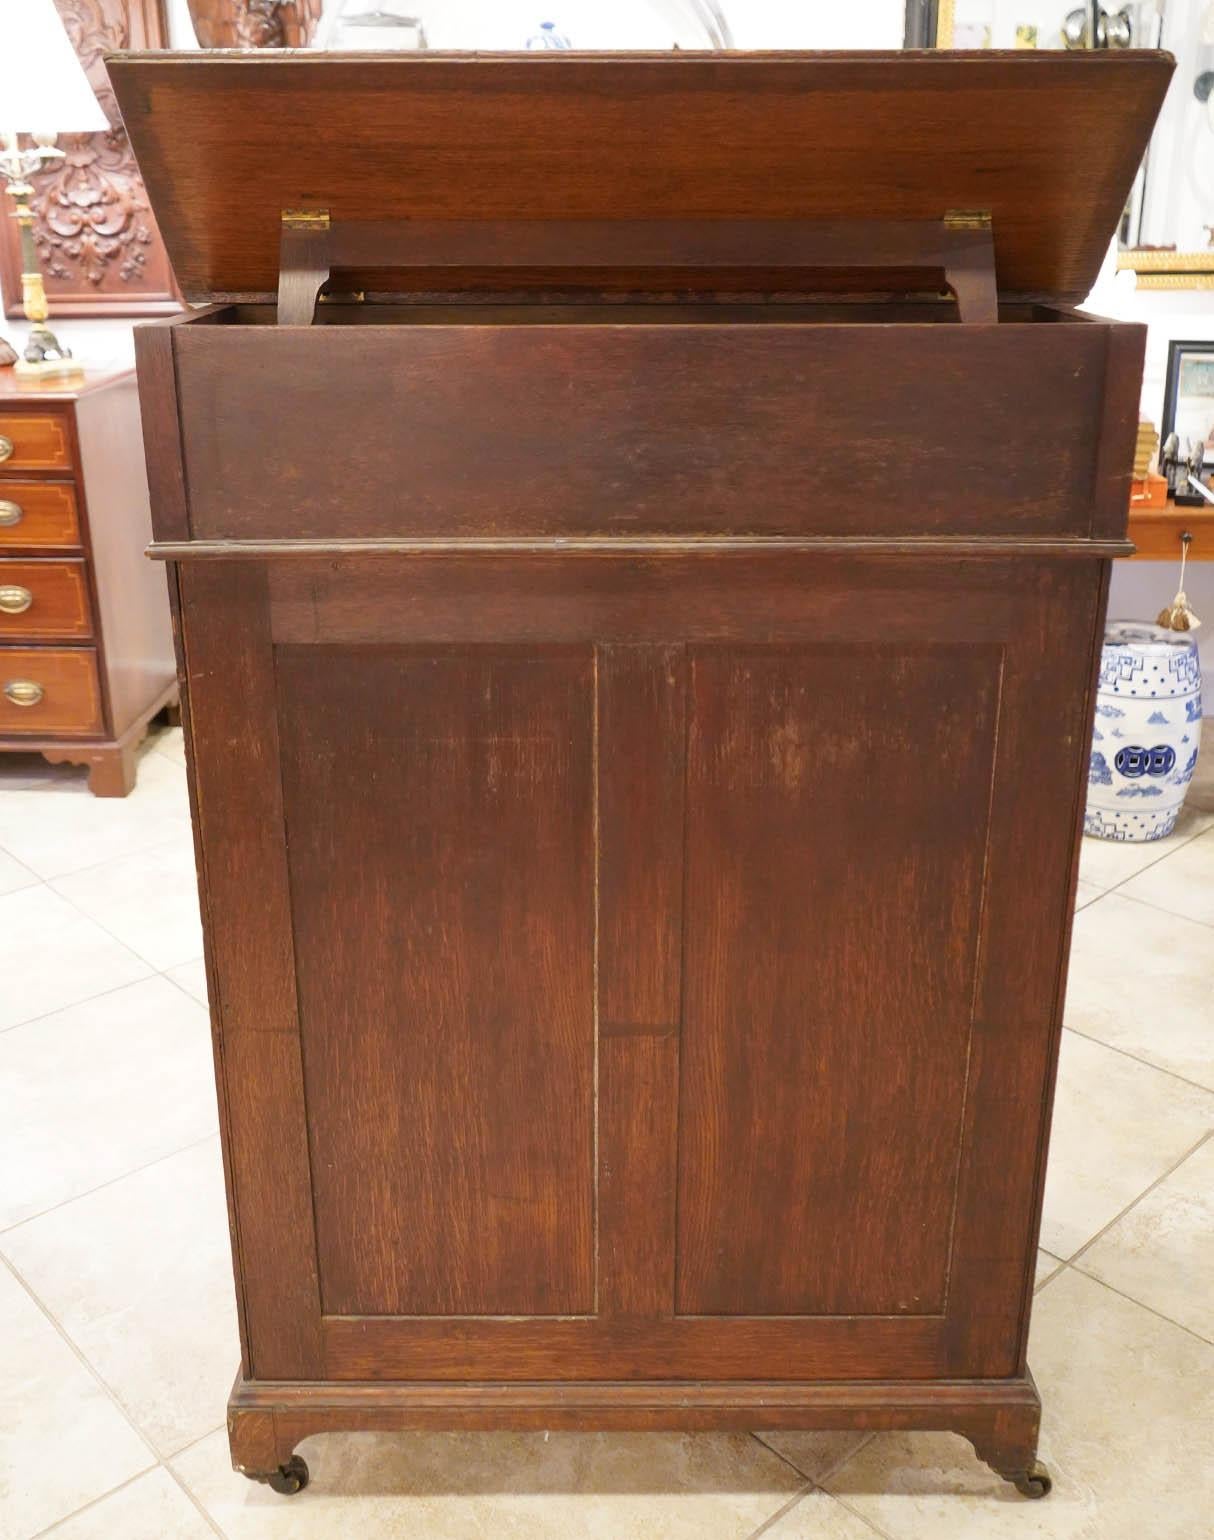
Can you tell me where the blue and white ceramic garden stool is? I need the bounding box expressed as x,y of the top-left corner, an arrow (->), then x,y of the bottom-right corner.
1085,621 -> 1202,842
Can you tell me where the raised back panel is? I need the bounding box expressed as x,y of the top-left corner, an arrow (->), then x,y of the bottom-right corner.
677,643 -> 1001,1315
274,644 -> 596,1317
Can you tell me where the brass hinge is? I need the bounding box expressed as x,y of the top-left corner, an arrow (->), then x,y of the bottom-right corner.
944,209 -> 993,231
281,208 -> 331,231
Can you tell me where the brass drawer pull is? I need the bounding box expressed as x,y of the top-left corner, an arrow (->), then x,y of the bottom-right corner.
0,585 -> 33,614
0,435 -> 12,464
3,679 -> 43,707
0,499 -> 21,527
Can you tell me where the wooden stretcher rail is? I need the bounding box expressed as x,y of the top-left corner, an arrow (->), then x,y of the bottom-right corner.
277,215 -> 998,326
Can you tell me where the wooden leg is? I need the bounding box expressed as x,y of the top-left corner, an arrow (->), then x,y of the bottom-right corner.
965,1405 -> 1052,1499
161,694 -> 182,728
42,743 -> 138,798
228,1407 -> 310,1495
86,744 -> 138,798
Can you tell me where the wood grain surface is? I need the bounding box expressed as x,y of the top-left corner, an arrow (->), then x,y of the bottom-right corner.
108,51 -> 1170,304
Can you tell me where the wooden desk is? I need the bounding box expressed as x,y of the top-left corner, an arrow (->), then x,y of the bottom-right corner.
113,47 -> 1170,1502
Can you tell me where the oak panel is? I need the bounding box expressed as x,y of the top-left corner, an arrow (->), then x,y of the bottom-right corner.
676,643 -> 1001,1317
109,51 -> 1170,305
176,563 -> 323,1380
596,645 -> 685,1319
174,322 -> 1106,541
275,645 -> 596,1318
323,1313 -> 950,1383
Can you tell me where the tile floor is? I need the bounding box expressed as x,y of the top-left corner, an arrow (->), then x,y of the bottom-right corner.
1,730 -> 1212,1540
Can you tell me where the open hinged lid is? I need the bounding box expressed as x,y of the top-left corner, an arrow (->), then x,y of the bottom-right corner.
107,49 -> 1172,307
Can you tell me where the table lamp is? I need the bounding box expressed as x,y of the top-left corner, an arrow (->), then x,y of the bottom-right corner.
0,0 -> 108,380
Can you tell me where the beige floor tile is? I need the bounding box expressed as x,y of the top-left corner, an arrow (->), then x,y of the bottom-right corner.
0,975 -> 218,1230
164,957 -> 209,1010
1071,880 -> 1102,911
1077,1135 -> 1214,1342
1117,828 -> 1214,929
2,1139 -> 238,1458
1064,892 -> 1214,1091
755,1433 -> 871,1486
0,1263 -> 151,1540
758,1488 -> 882,1538
0,750 -> 191,881
824,1268 -> 1214,1539
51,839 -> 202,972
1077,803 -> 1212,892
173,1427 -> 805,1540
0,886 -> 151,1034
1034,1250 -> 1063,1289
37,1468 -> 216,1540
0,846 -> 37,897
1040,1029 -> 1214,1260
150,725 -> 188,768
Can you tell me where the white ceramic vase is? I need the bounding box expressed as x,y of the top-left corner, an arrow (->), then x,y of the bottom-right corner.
1085,621 -> 1203,842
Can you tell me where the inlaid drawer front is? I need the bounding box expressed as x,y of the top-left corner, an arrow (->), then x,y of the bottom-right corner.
0,411 -> 72,473
0,560 -> 92,639
0,646 -> 102,737
0,481 -> 81,549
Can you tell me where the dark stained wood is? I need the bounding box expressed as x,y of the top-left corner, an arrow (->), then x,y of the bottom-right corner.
175,562 -> 323,1380
0,368 -> 176,791
0,560 -> 92,640
1091,326 -> 1150,541
265,551 -> 1043,647
274,644 -> 596,1318
323,1315 -> 951,1383
170,320 -> 1110,542
274,216 -> 998,326
677,642 -> 1000,1317
597,646 -> 685,1320
133,319 -> 191,545
123,49 -> 1157,1495
107,51 -> 1171,306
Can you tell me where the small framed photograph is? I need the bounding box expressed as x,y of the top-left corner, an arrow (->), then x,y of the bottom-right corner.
1161,340 -> 1214,467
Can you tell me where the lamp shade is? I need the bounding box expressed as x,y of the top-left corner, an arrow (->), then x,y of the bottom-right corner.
0,0 -> 109,135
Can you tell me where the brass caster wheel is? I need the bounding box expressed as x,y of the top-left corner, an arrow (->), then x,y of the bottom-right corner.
1012,1462 -> 1052,1499
266,1455 -> 309,1495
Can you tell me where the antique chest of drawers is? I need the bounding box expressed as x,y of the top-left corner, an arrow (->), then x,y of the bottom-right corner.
112,48 -> 1169,1499
0,367 -> 176,794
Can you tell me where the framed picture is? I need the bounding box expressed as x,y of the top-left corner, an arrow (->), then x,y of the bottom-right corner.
1161,341 -> 1214,468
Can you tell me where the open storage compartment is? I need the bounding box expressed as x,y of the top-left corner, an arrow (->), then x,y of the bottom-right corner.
111,49 -> 1170,548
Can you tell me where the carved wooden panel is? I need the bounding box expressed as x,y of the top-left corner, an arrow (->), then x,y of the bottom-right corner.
0,0 -> 180,320
185,0 -> 323,48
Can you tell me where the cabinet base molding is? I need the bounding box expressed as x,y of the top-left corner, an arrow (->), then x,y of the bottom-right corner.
228,1372 -> 1048,1497
29,683 -> 180,797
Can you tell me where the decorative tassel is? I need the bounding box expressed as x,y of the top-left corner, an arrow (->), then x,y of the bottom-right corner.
1157,534 -> 1201,631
